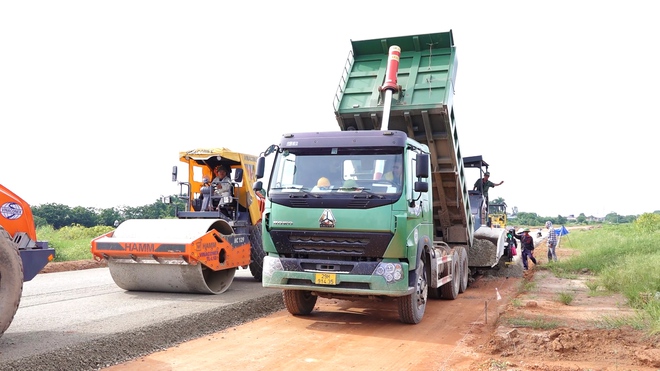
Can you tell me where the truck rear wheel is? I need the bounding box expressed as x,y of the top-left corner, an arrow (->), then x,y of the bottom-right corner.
248,221 -> 265,282
457,246 -> 469,293
282,289 -> 317,315
0,235 -> 23,337
440,249 -> 460,300
397,257 -> 427,324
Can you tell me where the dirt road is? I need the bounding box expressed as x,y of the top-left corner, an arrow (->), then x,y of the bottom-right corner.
106,274 -> 518,371
102,245 -> 660,371
39,239 -> 660,371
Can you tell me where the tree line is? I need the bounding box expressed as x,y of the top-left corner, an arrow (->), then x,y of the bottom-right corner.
31,196 -> 185,229
31,196 -> 644,231
490,197 -> 641,228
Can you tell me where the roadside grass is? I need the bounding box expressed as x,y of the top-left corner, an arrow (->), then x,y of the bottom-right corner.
510,298 -> 523,308
37,224 -> 113,261
544,219 -> 660,335
594,311 -> 651,331
506,316 -> 560,329
557,292 -> 575,305
520,279 -> 537,293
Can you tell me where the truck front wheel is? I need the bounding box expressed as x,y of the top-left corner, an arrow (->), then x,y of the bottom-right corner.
397,257 -> 427,324
248,221 -> 265,282
0,235 -> 23,337
282,289 -> 317,315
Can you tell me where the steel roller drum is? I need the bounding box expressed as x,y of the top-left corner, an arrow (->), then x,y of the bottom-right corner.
105,219 -> 236,294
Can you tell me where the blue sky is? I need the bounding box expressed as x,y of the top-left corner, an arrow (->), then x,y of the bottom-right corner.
1,1 -> 656,217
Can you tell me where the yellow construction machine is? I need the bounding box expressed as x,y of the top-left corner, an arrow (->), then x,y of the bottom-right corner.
488,202 -> 508,228
91,148 -> 265,294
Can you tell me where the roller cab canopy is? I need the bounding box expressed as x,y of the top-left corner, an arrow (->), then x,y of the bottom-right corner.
178,148 -> 258,197
179,148 -> 257,180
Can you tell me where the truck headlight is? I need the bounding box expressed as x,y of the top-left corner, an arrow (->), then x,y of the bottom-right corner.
263,256 -> 283,278
373,262 -> 404,283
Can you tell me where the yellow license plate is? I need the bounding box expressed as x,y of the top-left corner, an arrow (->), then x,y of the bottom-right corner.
314,273 -> 337,285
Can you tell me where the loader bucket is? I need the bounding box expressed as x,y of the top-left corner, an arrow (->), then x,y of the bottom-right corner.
468,226 -> 506,268
91,219 -> 251,294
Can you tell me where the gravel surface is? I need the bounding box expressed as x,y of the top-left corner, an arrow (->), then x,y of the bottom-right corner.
0,293 -> 284,371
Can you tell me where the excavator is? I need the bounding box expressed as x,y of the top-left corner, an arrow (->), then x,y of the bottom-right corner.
91,148 -> 265,294
0,184 -> 55,337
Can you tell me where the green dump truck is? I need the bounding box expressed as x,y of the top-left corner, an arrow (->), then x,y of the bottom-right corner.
253,30 -> 505,324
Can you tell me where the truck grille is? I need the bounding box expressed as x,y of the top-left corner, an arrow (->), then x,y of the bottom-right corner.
269,230 -> 392,259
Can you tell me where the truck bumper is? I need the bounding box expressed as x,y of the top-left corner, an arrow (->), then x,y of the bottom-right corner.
261,256 -> 413,297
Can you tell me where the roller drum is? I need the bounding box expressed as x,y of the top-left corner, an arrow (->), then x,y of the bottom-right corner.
107,261 -> 236,294
102,218 -> 239,294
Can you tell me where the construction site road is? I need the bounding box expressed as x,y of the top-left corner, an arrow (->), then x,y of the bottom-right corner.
104,276 -> 520,371
0,267 -> 281,371
6,230 -> 655,370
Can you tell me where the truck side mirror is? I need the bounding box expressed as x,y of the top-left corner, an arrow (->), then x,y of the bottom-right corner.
253,180 -> 264,194
172,166 -> 178,182
414,181 -> 428,193
256,157 -> 265,179
233,168 -> 244,183
416,153 -> 429,178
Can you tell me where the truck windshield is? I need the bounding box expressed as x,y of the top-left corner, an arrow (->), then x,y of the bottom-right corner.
269,150 -> 404,195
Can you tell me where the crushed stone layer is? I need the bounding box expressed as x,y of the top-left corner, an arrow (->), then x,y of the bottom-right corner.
0,293 -> 284,371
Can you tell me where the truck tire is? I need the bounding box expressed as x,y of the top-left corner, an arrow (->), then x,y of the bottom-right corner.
457,246 -> 469,293
397,257 -> 427,324
0,235 -> 23,337
282,289 -> 317,315
440,249 -> 460,300
248,221 -> 265,282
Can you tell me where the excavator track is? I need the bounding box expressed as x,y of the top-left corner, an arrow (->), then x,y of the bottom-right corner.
92,219 -> 250,294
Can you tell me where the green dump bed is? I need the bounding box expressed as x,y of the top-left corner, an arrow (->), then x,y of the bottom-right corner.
333,30 -> 473,245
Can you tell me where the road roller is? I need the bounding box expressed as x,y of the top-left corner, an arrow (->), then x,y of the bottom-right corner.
91,148 -> 266,294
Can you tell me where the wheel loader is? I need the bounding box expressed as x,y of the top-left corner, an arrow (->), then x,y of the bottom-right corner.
91,148 -> 265,294
0,184 -> 55,337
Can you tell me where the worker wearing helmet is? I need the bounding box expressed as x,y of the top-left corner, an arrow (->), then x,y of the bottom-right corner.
212,165 -> 232,195
513,227 -> 537,270
312,177 -> 332,192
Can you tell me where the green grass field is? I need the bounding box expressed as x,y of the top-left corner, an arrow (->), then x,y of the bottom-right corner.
37,224 -> 113,262
547,213 -> 660,334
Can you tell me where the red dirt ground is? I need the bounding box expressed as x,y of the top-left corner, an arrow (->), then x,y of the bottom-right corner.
45,243 -> 660,370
